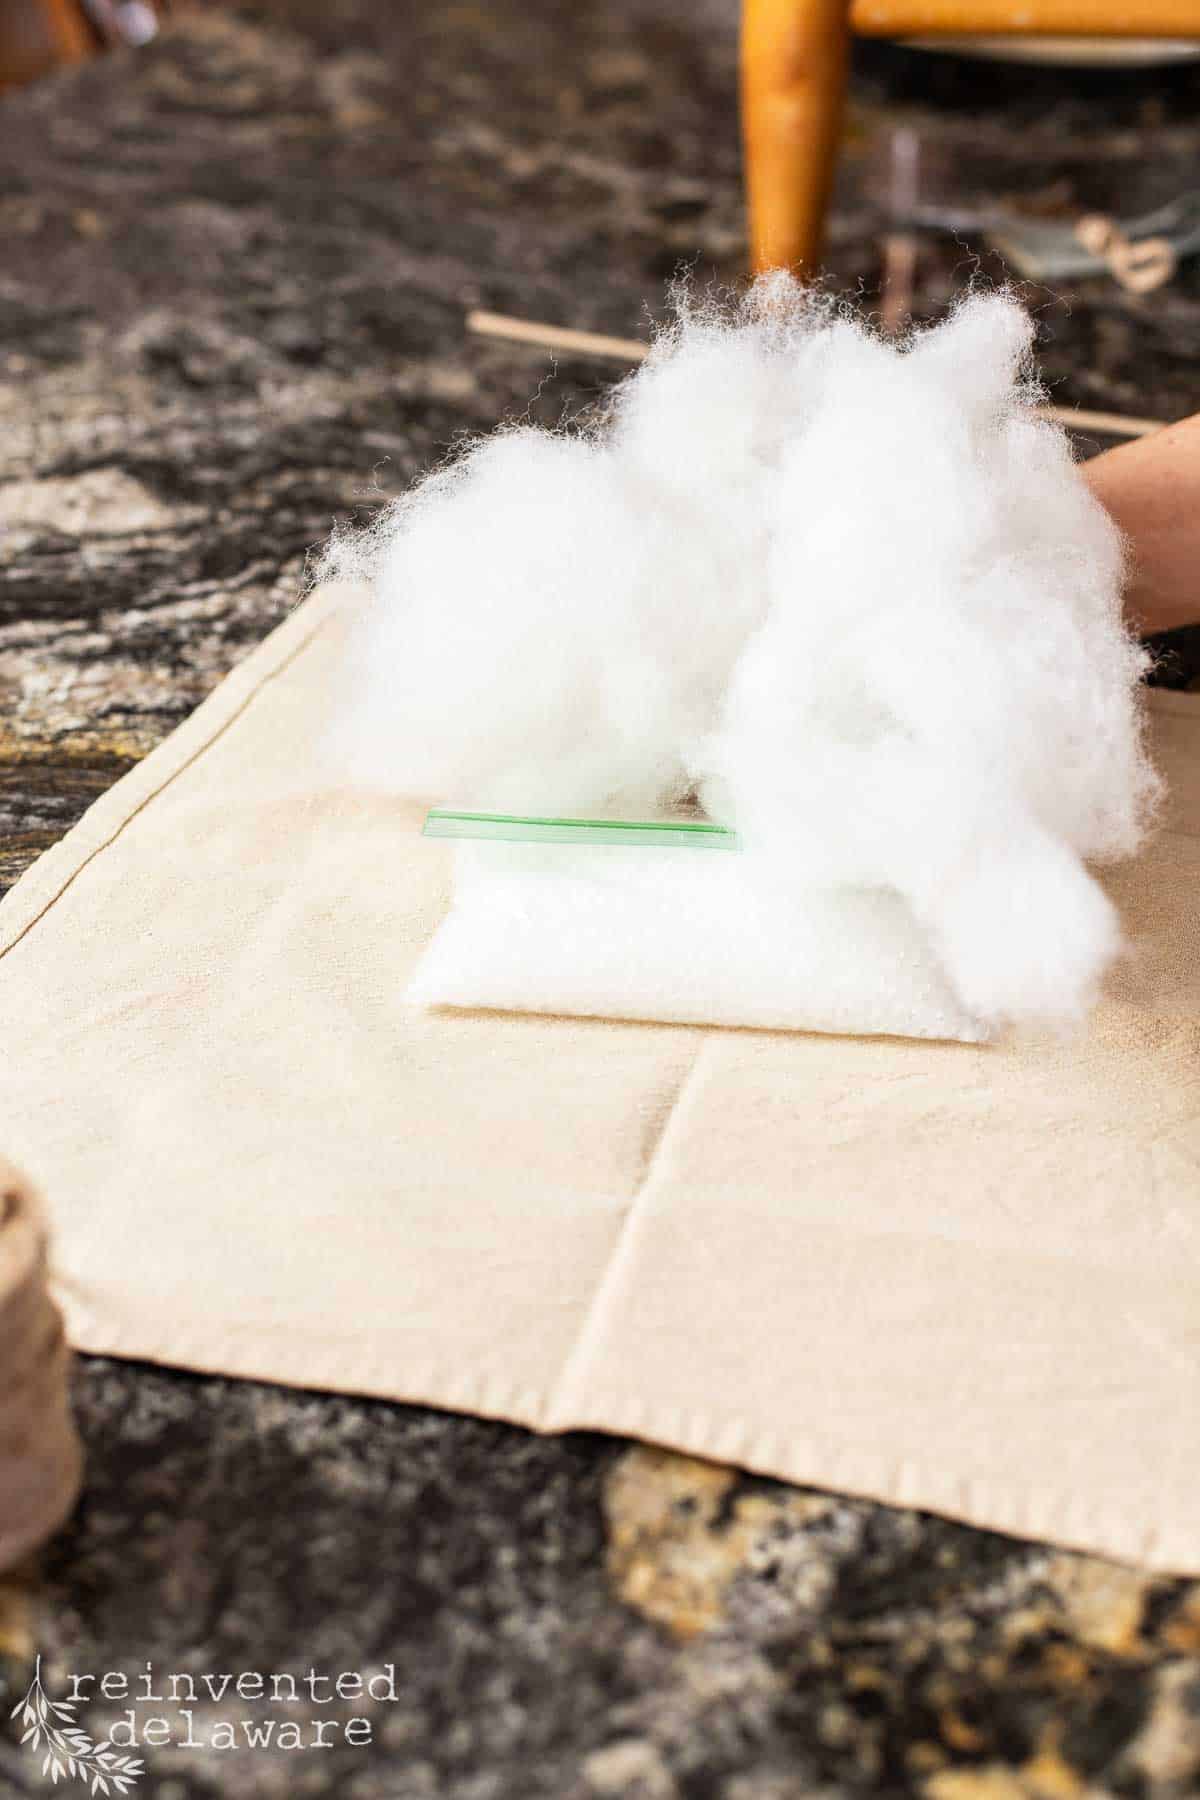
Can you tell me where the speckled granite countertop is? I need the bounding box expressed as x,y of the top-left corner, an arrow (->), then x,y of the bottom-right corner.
3,5 -> 1200,1796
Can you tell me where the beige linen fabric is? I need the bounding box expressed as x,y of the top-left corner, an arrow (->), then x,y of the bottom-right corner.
2,583 -> 1199,1569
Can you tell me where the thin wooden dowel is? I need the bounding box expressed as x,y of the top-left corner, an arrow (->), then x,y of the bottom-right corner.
466,310 -> 650,365
1041,405 -> 1162,439
466,309 -> 1164,439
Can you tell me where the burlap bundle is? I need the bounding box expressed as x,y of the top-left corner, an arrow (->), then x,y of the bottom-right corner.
0,1159 -> 81,1570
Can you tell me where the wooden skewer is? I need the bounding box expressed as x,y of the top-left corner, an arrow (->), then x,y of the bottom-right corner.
1041,405 -> 1164,440
467,310 -> 651,366
465,308 -> 1166,441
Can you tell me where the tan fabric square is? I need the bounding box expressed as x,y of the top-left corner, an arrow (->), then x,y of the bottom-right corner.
2,585 -> 1198,1568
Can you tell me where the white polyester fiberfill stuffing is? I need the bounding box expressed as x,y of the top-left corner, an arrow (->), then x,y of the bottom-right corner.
328,278 -> 1159,1041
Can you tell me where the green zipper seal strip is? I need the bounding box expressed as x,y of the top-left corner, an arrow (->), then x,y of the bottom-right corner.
423,808 -> 741,850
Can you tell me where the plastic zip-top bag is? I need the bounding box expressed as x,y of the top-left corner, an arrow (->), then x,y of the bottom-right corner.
410,808 -> 984,1042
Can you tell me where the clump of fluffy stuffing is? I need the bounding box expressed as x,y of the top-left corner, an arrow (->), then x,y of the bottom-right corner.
326,278 -> 1159,1033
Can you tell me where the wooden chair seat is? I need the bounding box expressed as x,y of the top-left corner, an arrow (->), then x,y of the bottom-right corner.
742,0 -> 1200,272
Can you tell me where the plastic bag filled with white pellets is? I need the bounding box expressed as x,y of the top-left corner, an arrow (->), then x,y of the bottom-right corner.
325,278 -> 1160,1042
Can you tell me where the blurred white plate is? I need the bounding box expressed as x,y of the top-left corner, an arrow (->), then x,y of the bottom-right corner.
905,35 -> 1200,65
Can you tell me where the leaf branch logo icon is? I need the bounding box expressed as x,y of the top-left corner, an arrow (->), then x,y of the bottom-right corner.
10,1657 -> 143,1794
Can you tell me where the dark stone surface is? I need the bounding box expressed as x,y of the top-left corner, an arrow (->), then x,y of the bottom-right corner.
3,4 -> 1200,1796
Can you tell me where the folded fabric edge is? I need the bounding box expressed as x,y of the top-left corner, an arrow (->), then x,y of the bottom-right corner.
0,582 -> 361,961
57,1302 -> 1200,1579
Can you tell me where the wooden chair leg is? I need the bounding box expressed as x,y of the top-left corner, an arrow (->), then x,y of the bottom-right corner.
48,0 -> 93,54
0,0 -> 94,91
741,0 -> 854,276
